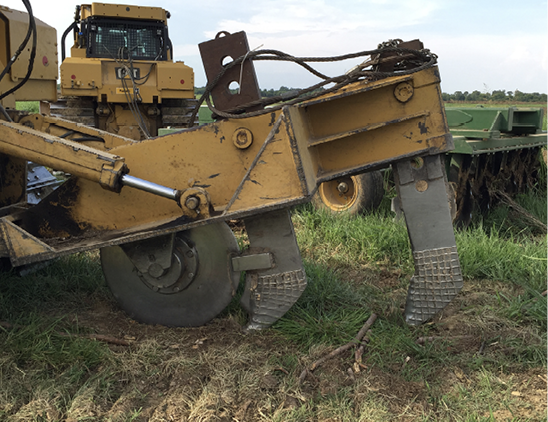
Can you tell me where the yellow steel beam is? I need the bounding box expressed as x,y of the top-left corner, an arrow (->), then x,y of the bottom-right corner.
0,120 -> 127,191
0,66 -> 452,265
18,113 -> 137,151
42,66 -> 450,233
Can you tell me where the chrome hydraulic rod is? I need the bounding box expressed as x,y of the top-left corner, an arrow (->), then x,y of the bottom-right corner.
120,174 -> 179,201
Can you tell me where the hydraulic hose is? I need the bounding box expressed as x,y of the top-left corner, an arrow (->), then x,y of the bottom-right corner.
0,0 -> 36,99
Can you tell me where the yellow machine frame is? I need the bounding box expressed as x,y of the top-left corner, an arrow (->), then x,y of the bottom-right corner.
0,66 -> 450,265
0,5 -> 58,108
60,3 -> 194,104
0,9 -> 462,327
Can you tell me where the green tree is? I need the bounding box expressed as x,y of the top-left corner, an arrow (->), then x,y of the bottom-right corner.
466,90 -> 482,101
453,91 -> 465,101
491,90 -> 507,101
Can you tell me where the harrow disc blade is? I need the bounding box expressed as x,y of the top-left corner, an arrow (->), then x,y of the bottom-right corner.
101,222 -> 240,327
450,147 -> 543,228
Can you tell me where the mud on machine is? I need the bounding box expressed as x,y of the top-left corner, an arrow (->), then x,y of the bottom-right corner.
0,3 -> 462,329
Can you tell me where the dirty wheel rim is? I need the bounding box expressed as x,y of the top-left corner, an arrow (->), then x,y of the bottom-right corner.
317,176 -> 357,211
101,222 -> 240,327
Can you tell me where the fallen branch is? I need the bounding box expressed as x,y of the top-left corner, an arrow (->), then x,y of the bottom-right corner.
298,313 -> 377,384
492,190 -> 547,232
58,332 -> 131,347
477,340 -> 486,355
309,342 -> 356,372
355,343 -> 366,363
0,320 -> 130,346
353,315 -> 377,343
298,368 -> 314,385
346,367 -> 356,383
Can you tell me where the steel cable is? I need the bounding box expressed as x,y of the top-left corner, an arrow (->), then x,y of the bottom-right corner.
189,42 -> 437,124
0,0 -> 37,101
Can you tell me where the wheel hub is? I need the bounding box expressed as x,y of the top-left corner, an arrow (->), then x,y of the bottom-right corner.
337,181 -> 349,194
101,222 -> 241,327
138,237 -> 198,294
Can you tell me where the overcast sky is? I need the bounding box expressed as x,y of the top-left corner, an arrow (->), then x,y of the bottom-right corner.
3,0 -> 547,94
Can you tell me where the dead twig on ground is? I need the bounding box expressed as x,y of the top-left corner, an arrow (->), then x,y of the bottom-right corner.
416,335 -> 474,345
308,342 -> 356,372
273,366 -> 289,375
298,313 -> 377,384
347,367 -> 356,383
0,320 -> 130,346
57,332 -> 131,346
355,343 -> 366,363
477,340 -> 486,355
492,190 -> 547,232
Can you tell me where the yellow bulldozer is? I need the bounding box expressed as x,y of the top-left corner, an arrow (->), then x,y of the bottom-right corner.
0,2 -> 463,330
51,2 -> 196,139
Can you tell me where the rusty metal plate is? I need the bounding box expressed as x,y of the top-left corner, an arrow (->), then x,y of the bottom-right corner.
199,31 -> 262,113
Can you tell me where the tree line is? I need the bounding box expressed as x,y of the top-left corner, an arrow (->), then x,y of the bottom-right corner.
195,86 -> 322,98
196,86 -> 546,103
442,90 -> 546,103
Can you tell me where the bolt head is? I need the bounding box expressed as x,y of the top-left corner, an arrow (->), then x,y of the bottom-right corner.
148,263 -> 165,278
185,196 -> 200,210
337,182 -> 349,194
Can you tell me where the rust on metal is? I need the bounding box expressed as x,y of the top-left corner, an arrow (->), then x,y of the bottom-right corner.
199,31 -> 262,113
0,66 -> 452,266
0,120 -> 128,191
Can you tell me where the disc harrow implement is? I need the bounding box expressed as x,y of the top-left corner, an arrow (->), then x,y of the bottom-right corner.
446,107 -> 546,227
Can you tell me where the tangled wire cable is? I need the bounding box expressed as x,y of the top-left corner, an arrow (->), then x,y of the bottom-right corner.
188,41 -> 437,125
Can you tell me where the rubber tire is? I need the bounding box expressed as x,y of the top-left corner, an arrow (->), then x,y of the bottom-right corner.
312,171 -> 384,216
101,223 -> 240,327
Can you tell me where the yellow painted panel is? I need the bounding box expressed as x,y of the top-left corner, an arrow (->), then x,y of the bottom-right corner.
227,116 -> 305,212
1,220 -> 54,264
0,6 -> 58,102
116,87 -> 134,95
84,3 -> 167,22
69,113 -> 281,230
2,7 -> 58,81
156,62 -> 195,91
60,58 -> 102,90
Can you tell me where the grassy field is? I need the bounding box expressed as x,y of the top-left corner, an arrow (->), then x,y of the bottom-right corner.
0,170 -> 546,420
4,99 -> 547,421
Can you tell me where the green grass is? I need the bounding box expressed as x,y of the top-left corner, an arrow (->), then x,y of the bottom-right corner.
198,104 -> 215,124
293,203 -> 413,272
0,252 -> 105,321
0,184 -> 546,420
15,101 -> 39,113
274,261 -> 373,350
